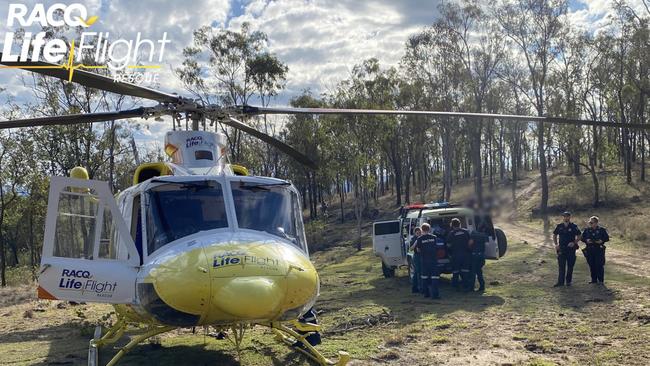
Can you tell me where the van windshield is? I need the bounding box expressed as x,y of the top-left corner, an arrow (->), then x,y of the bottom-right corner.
231,181 -> 305,250
146,180 -> 228,255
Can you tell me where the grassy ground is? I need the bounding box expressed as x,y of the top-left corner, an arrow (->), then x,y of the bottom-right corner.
1,169 -> 649,365
1,230 -> 649,365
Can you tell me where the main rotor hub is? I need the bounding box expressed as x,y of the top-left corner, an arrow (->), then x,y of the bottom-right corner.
164,130 -> 228,174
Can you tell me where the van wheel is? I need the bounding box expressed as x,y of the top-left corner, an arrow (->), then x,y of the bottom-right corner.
382,262 -> 395,278
495,228 -> 507,257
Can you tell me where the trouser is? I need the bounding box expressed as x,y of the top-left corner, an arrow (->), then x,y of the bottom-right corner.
451,255 -> 472,290
412,254 -> 421,292
557,250 -> 577,285
420,263 -> 440,298
471,255 -> 485,290
296,308 -> 321,346
584,246 -> 606,282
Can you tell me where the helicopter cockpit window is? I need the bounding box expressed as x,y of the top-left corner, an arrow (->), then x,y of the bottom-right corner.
231,181 -> 305,250
146,180 -> 227,255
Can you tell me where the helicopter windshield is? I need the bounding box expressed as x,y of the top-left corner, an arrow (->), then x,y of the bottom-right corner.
231,181 -> 305,250
146,180 -> 228,255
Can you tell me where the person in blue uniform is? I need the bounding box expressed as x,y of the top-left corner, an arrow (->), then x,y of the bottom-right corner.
409,227 -> 422,293
552,211 -> 581,287
469,225 -> 489,292
412,223 -> 440,299
581,216 -> 609,284
446,218 -> 472,291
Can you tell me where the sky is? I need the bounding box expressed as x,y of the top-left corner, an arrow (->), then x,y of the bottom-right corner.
0,0 -> 647,147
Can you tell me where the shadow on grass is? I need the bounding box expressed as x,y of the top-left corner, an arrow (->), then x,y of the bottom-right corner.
0,321 -> 300,366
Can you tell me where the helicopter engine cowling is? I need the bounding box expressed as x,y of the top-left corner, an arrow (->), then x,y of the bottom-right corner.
137,231 -> 318,326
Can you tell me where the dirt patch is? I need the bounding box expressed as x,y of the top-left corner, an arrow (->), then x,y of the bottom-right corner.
499,221 -> 650,279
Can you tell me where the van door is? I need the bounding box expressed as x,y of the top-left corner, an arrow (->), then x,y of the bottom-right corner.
475,215 -> 498,259
37,177 -> 140,303
372,220 -> 404,266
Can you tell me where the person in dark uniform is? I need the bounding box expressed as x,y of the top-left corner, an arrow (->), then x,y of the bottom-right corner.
412,223 -> 440,299
446,218 -> 472,291
552,211 -> 581,287
409,227 -> 422,293
581,216 -> 609,284
469,225 -> 489,292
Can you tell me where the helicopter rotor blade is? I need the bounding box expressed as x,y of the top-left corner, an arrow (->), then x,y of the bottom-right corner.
0,53 -> 181,104
0,107 -> 148,129
222,117 -> 317,170
240,105 -> 650,130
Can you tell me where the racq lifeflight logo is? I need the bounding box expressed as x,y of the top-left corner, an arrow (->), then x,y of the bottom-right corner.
1,3 -> 170,84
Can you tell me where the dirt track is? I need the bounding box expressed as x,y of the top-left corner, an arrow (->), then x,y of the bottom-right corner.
499,220 -> 650,279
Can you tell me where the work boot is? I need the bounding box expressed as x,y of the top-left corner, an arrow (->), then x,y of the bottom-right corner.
553,283 -> 563,288
477,286 -> 485,292
422,285 -> 430,298
428,285 -> 439,299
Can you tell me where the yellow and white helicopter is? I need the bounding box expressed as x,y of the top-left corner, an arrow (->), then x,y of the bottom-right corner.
2,54 -> 650,366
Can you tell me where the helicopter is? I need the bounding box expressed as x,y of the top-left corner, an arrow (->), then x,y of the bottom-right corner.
2,54 -> 650,366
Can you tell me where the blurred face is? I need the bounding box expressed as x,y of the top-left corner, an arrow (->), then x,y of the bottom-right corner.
563,214 -> 571,223
589,220 -> 598,228
415,229 -> 422,236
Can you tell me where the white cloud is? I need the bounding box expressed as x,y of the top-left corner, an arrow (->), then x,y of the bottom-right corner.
225,0 -> 438,104
0,0 -> 647,148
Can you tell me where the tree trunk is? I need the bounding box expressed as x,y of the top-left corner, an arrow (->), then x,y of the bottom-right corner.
538,121 -> 549,213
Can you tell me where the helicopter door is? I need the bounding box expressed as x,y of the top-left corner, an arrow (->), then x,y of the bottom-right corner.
38,177 -> 139,304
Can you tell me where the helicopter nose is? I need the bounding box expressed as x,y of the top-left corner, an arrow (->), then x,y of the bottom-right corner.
206,241 -> 319,322
212,277 -> 284,319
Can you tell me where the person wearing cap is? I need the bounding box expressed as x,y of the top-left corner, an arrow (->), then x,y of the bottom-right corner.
409,227 -> 423,293
581,216 -> 609,284
552,212 -> 581,287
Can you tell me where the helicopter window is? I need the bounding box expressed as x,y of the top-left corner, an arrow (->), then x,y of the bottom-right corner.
146,180 -> 228,255
195,150 -> 213,160
231,181 -> 305,250
53,191 -> 99,259
130,195 -> 143,265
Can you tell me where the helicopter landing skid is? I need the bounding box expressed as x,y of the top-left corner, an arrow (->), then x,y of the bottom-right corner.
264,321 -> 350,366
88,317 -> 175,366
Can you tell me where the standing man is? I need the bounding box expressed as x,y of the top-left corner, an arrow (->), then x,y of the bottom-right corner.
581,216 -> 609,284
412,223 -> 440,299
409,227 -> 423,293
552,211 -> 581,287
469,225 -> 489,292
446,218 -> 472,291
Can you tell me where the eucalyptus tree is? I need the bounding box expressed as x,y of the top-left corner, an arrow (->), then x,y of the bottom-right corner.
176,23 -> 288,165
496,0 -> 568,213
434,0 -> 505,204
